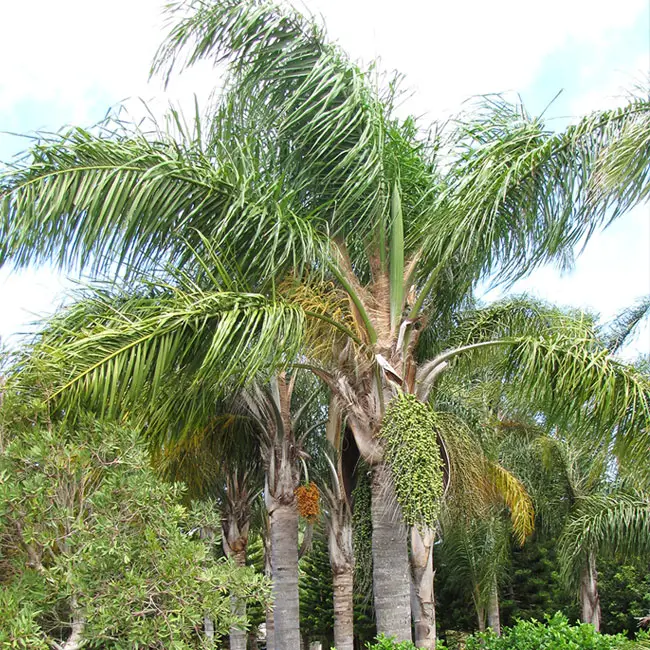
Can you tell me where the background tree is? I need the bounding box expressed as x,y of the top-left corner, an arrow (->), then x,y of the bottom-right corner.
0,395 -> 268,649
155,411 -> 265,649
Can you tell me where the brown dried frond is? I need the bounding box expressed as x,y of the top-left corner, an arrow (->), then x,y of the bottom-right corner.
280,277 -> 363,363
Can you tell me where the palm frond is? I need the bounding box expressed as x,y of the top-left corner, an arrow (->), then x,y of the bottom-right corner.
418,94 -> 650,303
486,463 -> 534,545
0,125 -> 229,275
154,0 -> 389,243
604,295 -> 650,353
558,491 -> 650,589
24,284 -> 304,440
501,334 -> 650,461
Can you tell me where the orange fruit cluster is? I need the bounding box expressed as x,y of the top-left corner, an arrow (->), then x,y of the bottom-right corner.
295,482 -> 320,521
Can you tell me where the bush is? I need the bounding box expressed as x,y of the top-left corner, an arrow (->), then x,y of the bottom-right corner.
0,417 -> 269,648
363,634 -> 448,649
465,613 -> 635,650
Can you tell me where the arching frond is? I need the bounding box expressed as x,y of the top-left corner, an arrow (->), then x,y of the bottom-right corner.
417,94 -> 650,308
486,463 -> 534,545
0,126 -> 229,275
24,284 -> 304,439
502,334 -> 650,460
558,492 -> 650,590
604,295 -> 650,353
439,512 -> 511,611
154,0 -> 388,243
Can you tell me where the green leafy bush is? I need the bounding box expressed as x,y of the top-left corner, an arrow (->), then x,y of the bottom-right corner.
362,634 -> 448,649
0,417 -> 269,648
465,613 -> 635,650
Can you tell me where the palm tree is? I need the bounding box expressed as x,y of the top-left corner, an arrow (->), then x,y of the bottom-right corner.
310,399 -> 355,650
3,1 -> 650,643
537,438 -> 650,631
155,413 -> 264,649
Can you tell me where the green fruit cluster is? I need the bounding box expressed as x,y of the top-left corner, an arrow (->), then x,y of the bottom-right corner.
380,393 -> 445,529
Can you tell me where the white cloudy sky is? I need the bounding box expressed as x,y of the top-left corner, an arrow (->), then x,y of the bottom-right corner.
1,0 -> 649,355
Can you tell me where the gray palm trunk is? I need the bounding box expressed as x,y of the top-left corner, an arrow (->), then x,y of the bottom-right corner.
410,527 -> 436,649
371,462 -> 412,642
328,507 -> 355,650
221,497 -> 251,650
263,529 -> 275,650
245,375 -> 302,650
225,546 -> 248,650
487,576 -> 501,636
580,550 -> 601,631
268,498 -> 300,650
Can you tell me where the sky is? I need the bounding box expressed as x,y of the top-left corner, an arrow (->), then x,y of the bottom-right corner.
1,0 -> 649,356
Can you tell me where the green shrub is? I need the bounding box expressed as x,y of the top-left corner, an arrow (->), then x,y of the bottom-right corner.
0,418 -> 269,648
362,634 -> 448,649
465,613 -> 635,650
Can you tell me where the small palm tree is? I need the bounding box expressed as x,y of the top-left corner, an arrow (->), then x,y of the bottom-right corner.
156,413 -> 264,649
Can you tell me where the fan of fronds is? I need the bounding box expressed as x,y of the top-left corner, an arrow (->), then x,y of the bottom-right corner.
20,283 -> 304,442
558,492 -> 650,591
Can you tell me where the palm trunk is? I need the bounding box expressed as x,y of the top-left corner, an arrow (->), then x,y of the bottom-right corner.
332,567 -> 354,650
580,551 -> 601,631
200,526 -> 217,644
270,500 -> 301,650
486,576 -> 500,636
476,604 -> 486,633
371,462 -> 412,642
263,526 -> 275,650
410,527 -> 436,649
266,606 -> 275,650
228,547 -> 248,650
62,594 -> 85,650
204,615 -> 215,642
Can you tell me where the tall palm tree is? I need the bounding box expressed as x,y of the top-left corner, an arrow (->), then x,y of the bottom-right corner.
3,1 -> 650,642
310,399 -> 356,650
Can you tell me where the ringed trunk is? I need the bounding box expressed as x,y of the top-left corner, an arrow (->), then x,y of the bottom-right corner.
410,526 -> 436,649
228,547 -> 248,650
270,501 -> 301,650
332,567 -> 354,650
580,551 -> 601,631
371,462 -> 412,642
486,576 -> 501,636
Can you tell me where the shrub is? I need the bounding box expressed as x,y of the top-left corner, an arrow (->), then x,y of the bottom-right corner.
0,418 -> 269,648
363,634 -> 448,649
465,613 -> 635,650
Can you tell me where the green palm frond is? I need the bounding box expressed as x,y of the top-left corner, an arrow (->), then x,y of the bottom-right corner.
24,284 -> 304,438
155,407 -> 263,502
0,118 -> 332,282
501,334 -> 650,458
418,94 -> 650,301
558,491 -> 650,589
604,295 -> 650,353
154,0 -> 388,242
439,513 -> 511,610
0,125 -> 231,275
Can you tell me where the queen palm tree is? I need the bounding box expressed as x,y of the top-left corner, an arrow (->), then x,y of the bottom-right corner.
3,1 -> 650,643
534,438 -> 650,631
155,412 -> 264,649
